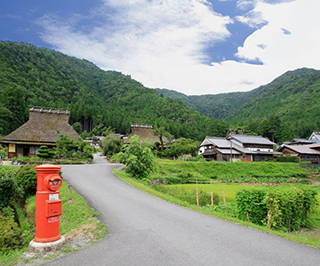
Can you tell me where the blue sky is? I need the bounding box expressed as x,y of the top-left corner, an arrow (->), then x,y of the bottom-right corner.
1,0 -> 319,95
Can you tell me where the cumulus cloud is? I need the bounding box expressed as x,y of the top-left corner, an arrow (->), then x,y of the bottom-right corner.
37,0 -> 320,95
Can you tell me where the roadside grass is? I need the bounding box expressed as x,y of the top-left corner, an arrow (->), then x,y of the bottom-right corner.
0,179 -> 107,266
113,169 -> 320,249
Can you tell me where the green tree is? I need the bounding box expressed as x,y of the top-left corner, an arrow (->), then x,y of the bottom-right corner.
120,135 -> 155,178
55,134 -> 76,159
37,145 -> 55,159
153,126 -> 173,151
102,135 -> 123,156
163,138 -> 199,158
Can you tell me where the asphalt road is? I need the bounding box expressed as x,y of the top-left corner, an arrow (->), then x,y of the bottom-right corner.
47,154 -> 320,266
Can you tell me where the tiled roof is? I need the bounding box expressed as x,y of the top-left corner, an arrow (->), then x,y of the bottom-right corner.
228,135 -> 276,145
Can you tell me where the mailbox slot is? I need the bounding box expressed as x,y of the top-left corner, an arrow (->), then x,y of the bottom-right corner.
46,200 -> 62,217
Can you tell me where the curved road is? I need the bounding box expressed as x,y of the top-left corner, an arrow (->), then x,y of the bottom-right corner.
47,154 -> 320,266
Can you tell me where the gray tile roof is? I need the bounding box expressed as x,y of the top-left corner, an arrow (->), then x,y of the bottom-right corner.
281,145 -> 320,155
228,135 -> 276,146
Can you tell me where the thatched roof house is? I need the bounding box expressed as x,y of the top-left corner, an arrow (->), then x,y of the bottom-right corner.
126,124 -> 168,145
1,106 -> 79,158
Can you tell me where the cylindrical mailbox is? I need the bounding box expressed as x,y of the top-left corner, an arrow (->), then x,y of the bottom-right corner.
33,164 -> 62,243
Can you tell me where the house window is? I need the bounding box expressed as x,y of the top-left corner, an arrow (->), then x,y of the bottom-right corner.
9,144 -> 16,152
30,146 -> 36,155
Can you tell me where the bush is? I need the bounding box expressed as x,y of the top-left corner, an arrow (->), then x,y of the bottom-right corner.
15,166 -> 37,199
236,186 -> 318,231
273,155 -> 299,163
236,189 -> 268,225
0,173 -> 24,210
0,208 -> 22,252
37,145 -> 55,159
121,135 -> 156,178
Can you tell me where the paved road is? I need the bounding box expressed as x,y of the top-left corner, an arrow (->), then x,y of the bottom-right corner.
47,154 -> 320,266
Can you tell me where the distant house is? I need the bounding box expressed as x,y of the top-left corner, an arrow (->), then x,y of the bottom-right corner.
1,106 -> 79,158
309,132 -> 320,143
199,135 -> 281,162
279,144 -> 320,163
198,137 -> 241,162
126,124 -> 167,145
282,138 -> 316,146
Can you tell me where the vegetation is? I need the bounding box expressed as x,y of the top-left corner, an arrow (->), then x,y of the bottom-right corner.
120,135 -> 156,178
15,134 -> 95,165
236,186 -> 318,231
0,166 -> 107,265
0,41 -> 228,141
147,159 -> 309,185
156,68 -> 320,142
114,168 -> 320,248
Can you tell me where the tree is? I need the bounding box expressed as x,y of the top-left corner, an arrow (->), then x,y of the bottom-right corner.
101,135 -> 123,156
120,135 -> 155,179
37,145 -> 55,159
163,138 -> 199,158
153,126 -> 173,151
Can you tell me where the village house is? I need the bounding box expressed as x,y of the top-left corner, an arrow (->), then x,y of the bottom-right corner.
309,132 -> 320,143
278,144 -> 320,163
126,124 -> 168,145
199,135 -> 281,162
1,106 -> 79,158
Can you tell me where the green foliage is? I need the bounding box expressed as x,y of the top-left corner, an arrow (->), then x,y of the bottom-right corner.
273,154 -> 300,163
0,145 -> 7,159
236,189 -> 268,225
0,172 -> 24,210
55,134 -> 77,159
162,138 -> 200,158
150,160 -> 309,184
157,68 -> 320,142
0,41 -> 228,140
153,185 -> 219,206
36,145 -> 55,159
121,135 -> 156,178
236,186 -> 318,231
0,208 -> 22,253
14,166 -> 37,199
101,135 -> 123,156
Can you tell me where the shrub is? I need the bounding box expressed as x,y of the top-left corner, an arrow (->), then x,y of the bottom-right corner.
236,186 -> 318,231
0,208 -> 22,252
236,189 -> 268,225
37,145 -> 55,159
15,166 -> 37,199
121,135 -> 156,178
0,173 -> 24,210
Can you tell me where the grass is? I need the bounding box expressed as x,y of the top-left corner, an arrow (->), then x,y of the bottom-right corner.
154,159 -> 309,179
0,173 -> 107,266
113,168 -> 320,249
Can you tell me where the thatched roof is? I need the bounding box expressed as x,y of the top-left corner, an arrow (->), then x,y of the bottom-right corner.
2,107 -> 79,145
127,124 -> 167,144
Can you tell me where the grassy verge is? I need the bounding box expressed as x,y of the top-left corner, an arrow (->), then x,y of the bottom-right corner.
114,169 -> 320,249
0,179 -> 107,266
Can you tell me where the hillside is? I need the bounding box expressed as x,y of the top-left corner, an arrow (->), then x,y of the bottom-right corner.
156,68 -> 320,140
0,41 -> 228,140
155,88 -> 260,119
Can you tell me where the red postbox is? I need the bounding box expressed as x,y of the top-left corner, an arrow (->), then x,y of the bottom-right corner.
33,164 -> 63,243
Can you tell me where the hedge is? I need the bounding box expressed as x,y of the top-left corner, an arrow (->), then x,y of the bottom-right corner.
236,186 -> 318,231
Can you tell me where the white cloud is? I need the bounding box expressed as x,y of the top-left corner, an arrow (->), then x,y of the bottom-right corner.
37,0 -> 320,95
235,0 -> 320,79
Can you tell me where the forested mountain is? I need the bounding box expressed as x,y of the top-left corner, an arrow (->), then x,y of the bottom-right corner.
156,68 -> 320,141
0,41 -> 228,141
1,41 -> 319,143
155,88 -> 260,119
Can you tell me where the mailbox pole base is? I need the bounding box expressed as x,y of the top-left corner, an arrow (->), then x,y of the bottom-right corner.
29,236 -> 65,253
